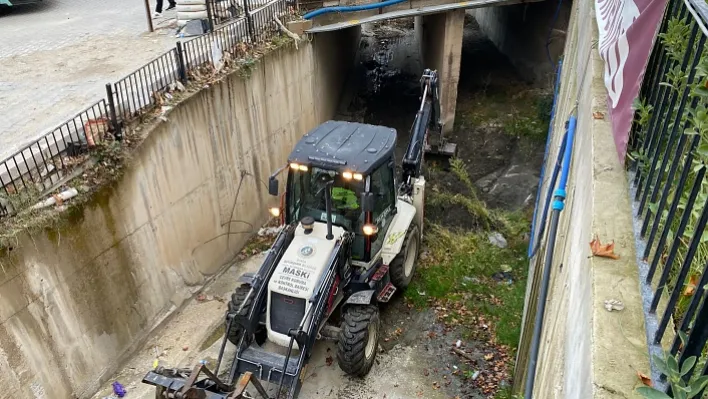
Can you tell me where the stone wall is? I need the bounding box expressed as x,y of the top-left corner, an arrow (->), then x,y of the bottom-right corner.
512,0 -> 649,396
0,27 -> 360,399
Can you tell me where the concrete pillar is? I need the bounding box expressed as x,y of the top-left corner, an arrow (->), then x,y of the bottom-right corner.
416,10 -> 464,133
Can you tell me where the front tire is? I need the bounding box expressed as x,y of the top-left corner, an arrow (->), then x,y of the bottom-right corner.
337,305 -> 380,377
389,225 -> 420,289
226,284 -> 266,345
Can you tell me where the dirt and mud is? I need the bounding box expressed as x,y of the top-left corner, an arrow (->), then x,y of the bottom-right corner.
92,16 -> 547,399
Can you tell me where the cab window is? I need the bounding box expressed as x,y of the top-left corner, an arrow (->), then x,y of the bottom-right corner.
370,162 -> 395,255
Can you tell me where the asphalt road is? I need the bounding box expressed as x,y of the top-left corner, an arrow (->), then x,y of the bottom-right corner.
0,0 -> 177,161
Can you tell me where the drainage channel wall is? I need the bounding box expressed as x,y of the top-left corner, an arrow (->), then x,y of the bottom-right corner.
0,27 -> 360,399
512,0 -> 649,395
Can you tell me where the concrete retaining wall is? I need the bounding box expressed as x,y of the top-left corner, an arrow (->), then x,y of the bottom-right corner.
512,0 -> 649,396
0,27 -> 360,399
469,0 -> 571,85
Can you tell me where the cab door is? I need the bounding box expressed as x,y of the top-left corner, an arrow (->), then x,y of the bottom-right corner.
370,159 -> 396,257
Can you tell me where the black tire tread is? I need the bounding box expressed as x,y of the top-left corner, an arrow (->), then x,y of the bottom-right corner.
337,305 -> 380,377
226,284 -> 253,345
389,225 -> 420,289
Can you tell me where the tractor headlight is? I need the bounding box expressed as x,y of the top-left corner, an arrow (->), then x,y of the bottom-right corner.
362,223 -> 378,236
342,171 -> 353,180
353,173 -> 363,181
289,163 -> 308,172
269,207 -> 280,217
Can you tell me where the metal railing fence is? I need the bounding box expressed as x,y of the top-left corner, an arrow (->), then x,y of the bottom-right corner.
630,0 -> 708,392
0,0 -> 295,218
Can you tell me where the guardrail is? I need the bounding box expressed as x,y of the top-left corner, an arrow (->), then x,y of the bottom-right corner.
629,0 -> 708,393
0,0 -> 295,218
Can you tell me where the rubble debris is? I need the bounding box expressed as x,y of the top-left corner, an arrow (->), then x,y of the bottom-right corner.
488,232 -> 507,248
30,188 -> 79,210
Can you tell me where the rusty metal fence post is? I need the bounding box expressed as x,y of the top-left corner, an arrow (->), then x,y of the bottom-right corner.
105,84 -> 122,141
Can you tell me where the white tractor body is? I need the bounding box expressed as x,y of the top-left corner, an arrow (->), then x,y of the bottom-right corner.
266,221 -> 345,348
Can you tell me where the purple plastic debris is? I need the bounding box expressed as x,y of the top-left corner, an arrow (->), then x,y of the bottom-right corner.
112,381 -> 126,398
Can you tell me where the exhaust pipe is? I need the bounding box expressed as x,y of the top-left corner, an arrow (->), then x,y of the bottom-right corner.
325,181 -> 334,240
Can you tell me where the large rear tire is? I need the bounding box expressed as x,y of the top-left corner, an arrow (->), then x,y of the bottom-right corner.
226,284 -> 266,345
336,305 -> 380,377
389,225 -> 420,289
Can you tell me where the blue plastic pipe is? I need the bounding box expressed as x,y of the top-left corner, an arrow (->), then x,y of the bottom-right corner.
528,60 -> 563,257
524,114 -> 577,399
555,115 -> 577,205
529,130 -> 567,259
303,0 -> 408,19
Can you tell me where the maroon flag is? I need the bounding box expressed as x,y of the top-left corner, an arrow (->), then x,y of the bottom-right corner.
596,0 -> 669,162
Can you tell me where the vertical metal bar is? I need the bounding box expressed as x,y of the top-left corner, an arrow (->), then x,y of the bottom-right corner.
206,0 -> 215,32
677,295 -> 708,380
244,0 -> 256,43
0,163 -> 10,195
671,255 -> 708,354
129,74 -> 140,115
139,67 -> 150,108
35,140 -> 50,187
642,0 -> 679,102
637,7 -> 689,176
645,134 -> 700,274
655,185 -> 708,343
148,60 -> 157,93
649,166 -> 706,313
638,25 -> 701,216
143,0 -> 154,32
12,158 -> 26,190
642,130 -> 687,244
106,84 -> 122,141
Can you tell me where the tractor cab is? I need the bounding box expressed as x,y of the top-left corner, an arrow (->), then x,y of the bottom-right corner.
269,120 -> 398,263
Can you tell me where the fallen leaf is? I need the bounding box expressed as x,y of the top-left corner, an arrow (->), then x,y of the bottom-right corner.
484,354 -> 494,361
593,111 -> 605,119
325,356 -> 333,367
590,236 -> 620,259
684,274 -> 699,296
637,371 -> 652,386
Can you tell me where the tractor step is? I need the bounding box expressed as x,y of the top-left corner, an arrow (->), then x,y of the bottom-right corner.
377,282 -> 397,303
239,344 -> 299,378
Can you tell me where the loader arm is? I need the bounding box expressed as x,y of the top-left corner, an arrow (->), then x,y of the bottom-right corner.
401,69 -> 456,196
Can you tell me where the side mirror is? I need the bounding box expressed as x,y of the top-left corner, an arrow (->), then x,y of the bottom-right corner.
269,177 -> 279,196
361,192 -> 375,212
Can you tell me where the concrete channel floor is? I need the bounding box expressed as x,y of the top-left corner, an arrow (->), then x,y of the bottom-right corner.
91,252 -> 448,399
0,0 -> 178,161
